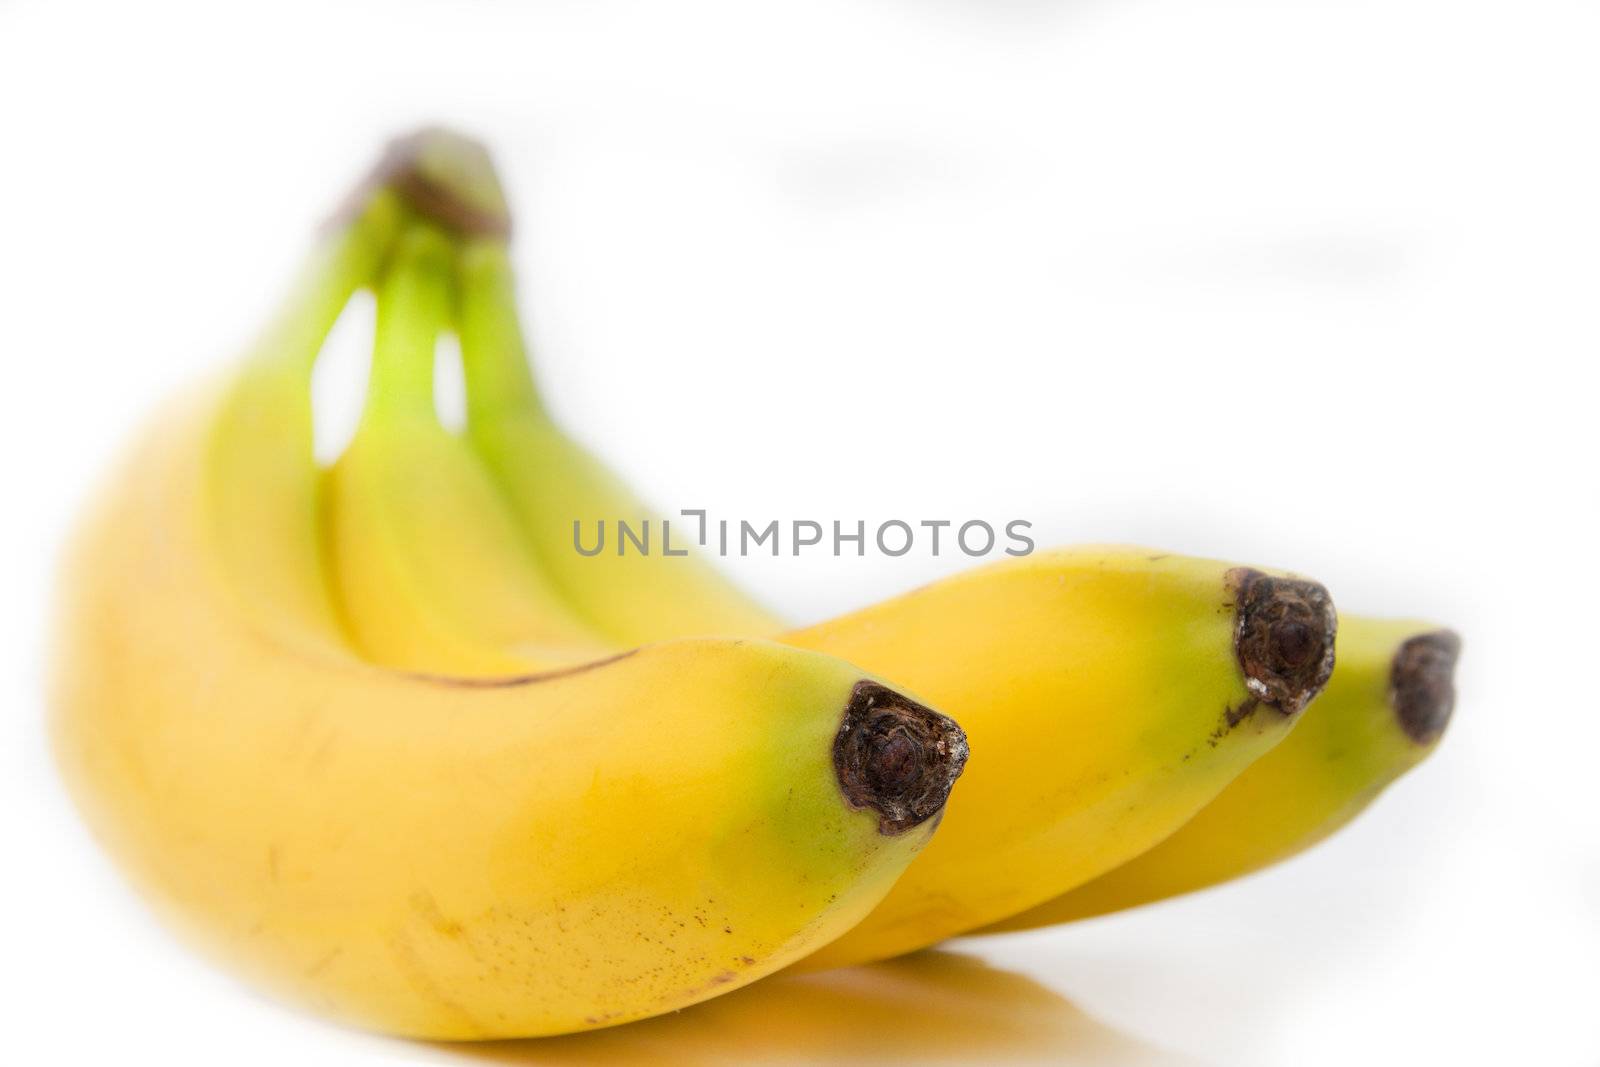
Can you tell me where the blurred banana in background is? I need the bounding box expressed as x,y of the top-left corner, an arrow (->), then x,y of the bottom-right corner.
321,221 -> 607,675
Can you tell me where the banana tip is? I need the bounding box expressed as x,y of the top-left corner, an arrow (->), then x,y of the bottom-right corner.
833,681 -> 969,836
1229,568 -> 1338,719
1390,629 -> 1460,745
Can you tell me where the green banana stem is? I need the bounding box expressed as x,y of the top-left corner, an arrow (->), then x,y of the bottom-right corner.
455,237 -> 549,421
252,125 -> 513,386
340,128 -> 537,422
361,225 -> 455,425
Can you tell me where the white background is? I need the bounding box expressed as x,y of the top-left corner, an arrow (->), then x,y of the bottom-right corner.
3,0 -> 1597,1063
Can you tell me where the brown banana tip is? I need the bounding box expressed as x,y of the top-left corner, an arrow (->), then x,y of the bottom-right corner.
1229,567 -> 1338,717
833,681 -> 969,836
329,126 -> 512,239
1389,629 -> 1461,745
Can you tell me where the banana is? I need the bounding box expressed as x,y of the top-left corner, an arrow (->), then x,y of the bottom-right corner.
981,618 -> 1459,931
49,180 -> 968,1039
381,132 -> 1345,968
321,218 -> 608,675
780,549 -> 1336,968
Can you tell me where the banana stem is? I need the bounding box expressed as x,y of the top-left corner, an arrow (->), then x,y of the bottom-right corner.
342,128 -> 544,424
361,224 -> 455,425
455,237 -> 549,422
249,128 -> 515,393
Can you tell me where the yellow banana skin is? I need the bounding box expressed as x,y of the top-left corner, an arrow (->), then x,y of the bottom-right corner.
49,200 -> 967,1039
982,617 -> 1459,931
322,222 -> 609,676
782,548 -> 1338,970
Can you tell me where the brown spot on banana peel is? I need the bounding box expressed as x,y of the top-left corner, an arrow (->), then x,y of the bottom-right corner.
326,126 -> 512,239
1390,629 -> 1461,744
833,680 -> 969,835
1226,567 -> 1338,726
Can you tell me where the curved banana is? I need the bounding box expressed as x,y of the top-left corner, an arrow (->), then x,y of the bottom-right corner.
322,218 -> 608,675
981,618 -> 1459,931
383,132 -> 1346,968
49,186 -> 967,1039
780,549 -> 1336,969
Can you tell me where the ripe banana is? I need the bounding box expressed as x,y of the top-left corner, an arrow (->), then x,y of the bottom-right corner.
49,182 -> 968,1039
780,549 -> 1336,968
981,618 -> 1459,931
373,132 -> 1345,968
321,218 -> 608,675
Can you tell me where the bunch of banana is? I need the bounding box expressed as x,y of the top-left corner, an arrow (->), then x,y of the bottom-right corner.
50,128 -> 1458,1042
50,164 -> 967,1039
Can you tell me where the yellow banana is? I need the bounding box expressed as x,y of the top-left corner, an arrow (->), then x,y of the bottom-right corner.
781,548 -> 1336,968
322,218 -> 607,675
49,179 -> 967,1039
384,132 -> 1345,968
982,617 -> 1459,931
318,359 -> 1346,971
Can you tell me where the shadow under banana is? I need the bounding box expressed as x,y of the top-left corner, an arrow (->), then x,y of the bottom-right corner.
432,950 -> 1195,1066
